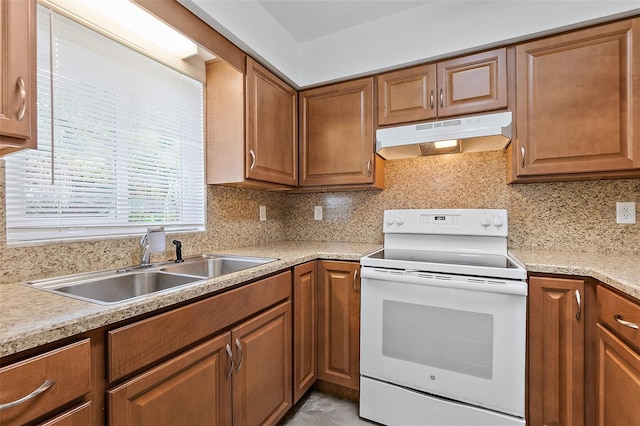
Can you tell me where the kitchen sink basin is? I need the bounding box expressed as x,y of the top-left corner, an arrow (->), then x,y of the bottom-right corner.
28,271 -> 203,305
160,255 -> 277,278
26,254 -> 278,305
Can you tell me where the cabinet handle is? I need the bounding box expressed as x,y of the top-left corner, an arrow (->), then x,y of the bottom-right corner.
235,338 -> 243,371
575,289 -> 581,320
429,90 -> 434,109
614,314 -> 639,330
439,88 -> 444,108
0,379 -> 55,411
367,159 -> 372,177
225,344 -> 234,378
249,149 -> 256,171
353,269 -> 358,292
520,146 -> 525,169
16,77 -> 26,122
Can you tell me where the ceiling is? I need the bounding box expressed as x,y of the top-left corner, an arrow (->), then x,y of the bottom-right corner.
257,0 -> 432,42
181,0 -> 640,87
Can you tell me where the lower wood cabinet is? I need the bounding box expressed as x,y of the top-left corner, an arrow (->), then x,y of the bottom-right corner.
108,333 -> 233,426
528,275 -> 585,426
596,285 -> 640,426
317,260 -> 360,391
0,339 -> 92,426
293,261 -> 317,403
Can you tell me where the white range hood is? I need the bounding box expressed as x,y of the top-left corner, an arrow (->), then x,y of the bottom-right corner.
376,111 -> 512,160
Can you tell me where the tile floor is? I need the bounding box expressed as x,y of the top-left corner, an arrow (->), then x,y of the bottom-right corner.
280,390 -> 373,425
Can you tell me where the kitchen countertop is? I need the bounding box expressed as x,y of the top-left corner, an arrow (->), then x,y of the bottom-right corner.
1,242 -> 639,359
511,249 -> 640,300
0,241 -> 381,358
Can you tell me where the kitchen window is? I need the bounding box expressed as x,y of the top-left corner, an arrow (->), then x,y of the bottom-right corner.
4,4 -> 205,246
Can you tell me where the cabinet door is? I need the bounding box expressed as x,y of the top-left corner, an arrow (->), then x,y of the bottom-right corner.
317,260 -> 360,391
377,64 -> 437,125
245,57 -> 297,186
0,0 -> 37,155
596,324 -> 640,426
516,18 -> 640,177
108,332 -> 232,426
437,48 -> 508,118
299,78 -> 375,187
293,261 -> 317,403
232,301 -> 292,426
528,276 -> 585,426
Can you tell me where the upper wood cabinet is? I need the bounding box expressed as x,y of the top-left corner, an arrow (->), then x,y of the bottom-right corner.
0,0 -> 37,156
206,57 -> 298,190
528,275 -> 586,426
510,18 -> 640,182
299,77 -> 384,190
377,48 -> 508,126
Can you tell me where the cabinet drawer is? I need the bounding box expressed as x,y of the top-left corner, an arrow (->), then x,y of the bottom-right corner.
40,402 -> 92,426
0,340 -> 91,426
108,271 -> 291,382
598,286 -> 640,352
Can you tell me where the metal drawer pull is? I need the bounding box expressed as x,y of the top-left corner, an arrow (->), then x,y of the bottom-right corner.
367,159 -> 372,177
575,289 -> 581,320
0,379 -> 55,411
429,90 -> 434,109
521,146 -> 525,169
353,269 -> 358,292
249,149 -> 256,171
225,344 -> 234,378
235,338 -> 243,371
439,89 -> 444,108
614,314 -> 639,330
16,77 -> 26,122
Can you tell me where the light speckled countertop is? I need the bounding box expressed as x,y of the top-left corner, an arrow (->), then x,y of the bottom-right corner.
2,242 -> 639,359
0,241 -> 381,358
511,249 -> 640,300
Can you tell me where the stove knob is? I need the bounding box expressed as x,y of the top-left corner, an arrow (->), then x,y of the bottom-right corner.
493,216 -> 504,228
385,215 -> 395,225
395,216 -> 405,225
480,217 -> 490,227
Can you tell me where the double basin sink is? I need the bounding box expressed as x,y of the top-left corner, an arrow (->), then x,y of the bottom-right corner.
26,254 -> 277,305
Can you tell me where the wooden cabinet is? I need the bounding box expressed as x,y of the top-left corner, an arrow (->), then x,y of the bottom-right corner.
0,340 -> 91,426
107,271 -> 292,425
510,18 -> 640,182
528,276 -> 585,426
377,48 -> 508,126
299,77 -> 384,190
206,57 -> 297,189
231,302 -> 292,426
109,333 -> 233,426
293,261 -> 317,403
317,260 -> 360,391
0,0 -> 37,156
596,285 -> 640,426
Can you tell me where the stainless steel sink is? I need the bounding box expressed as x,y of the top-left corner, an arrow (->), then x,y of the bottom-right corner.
28,271 -> 203,305
25,254 -> 278,305
161,255 -> 277,278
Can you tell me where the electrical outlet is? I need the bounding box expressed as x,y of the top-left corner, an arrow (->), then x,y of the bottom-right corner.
314,206 -> 323,221
259,206 -> 266,222
616,202 -> 636,224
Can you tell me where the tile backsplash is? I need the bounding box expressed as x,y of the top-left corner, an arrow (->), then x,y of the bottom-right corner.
1,151 -> 639,284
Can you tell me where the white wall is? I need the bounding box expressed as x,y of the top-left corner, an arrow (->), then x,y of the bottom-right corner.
181,0 -> 640,88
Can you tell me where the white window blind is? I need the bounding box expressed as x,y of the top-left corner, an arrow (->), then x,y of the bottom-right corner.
4,5 -> 205,245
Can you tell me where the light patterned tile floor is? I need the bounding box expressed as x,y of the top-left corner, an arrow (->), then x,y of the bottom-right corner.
280,391 -> 373,425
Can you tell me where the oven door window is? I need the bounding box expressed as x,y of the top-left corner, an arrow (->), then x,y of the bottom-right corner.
383,301 -> 493,379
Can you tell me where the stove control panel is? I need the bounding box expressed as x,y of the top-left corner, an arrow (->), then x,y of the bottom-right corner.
383,209 -> 508,236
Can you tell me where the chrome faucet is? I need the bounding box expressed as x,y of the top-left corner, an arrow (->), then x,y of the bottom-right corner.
140,234 -> 151,265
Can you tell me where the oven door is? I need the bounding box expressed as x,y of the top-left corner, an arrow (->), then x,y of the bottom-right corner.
360,267 -> 527,417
